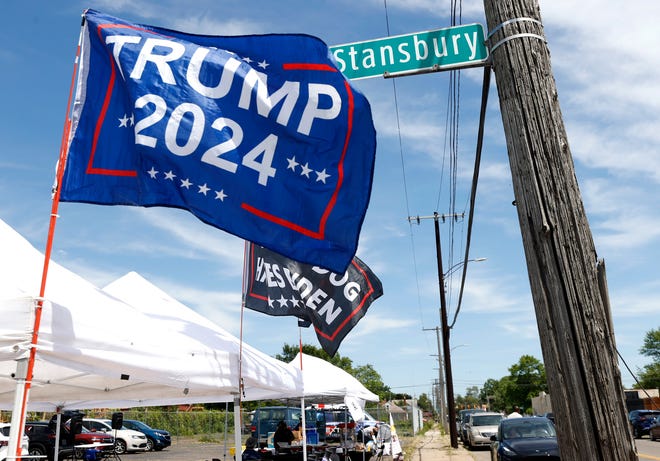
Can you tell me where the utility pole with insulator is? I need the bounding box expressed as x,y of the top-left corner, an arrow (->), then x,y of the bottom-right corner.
411,212 -> 462,448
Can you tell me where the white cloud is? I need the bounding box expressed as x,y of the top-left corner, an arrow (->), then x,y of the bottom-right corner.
451,270 -> 532,315
366,0 -> 485,19
582,179 -> 660,251
136,208 -> 245,271
350,312 -> 417,338
170,16 -> 262,36
151,276 -> 244,332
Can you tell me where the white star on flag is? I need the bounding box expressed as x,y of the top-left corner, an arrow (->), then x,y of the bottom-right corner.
258,59 -> 269,69
287,156 -> 299,171
164,171 -> 176,180
180,178 -> 193,189
300,163 -> 312,178
277,294 -> 288,307
215,190 -> 227,201
315,169 -> 330,183
147,167 -> 158,178
198,183 -> 210,195
118,114 -> 130,127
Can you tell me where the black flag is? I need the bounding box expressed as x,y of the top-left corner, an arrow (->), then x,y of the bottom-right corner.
244,243 -> 383,356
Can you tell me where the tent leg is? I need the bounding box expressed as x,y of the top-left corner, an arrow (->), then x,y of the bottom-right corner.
301,397 -> 307,461
234,396 -> 242,461
224,401 -> 229,461
8,359 -> 28,459
54,411 -> 62,461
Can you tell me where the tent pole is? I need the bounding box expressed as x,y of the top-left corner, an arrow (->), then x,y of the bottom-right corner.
12,18 -> 83,460
301,397 -> 307,461
224,401 -> 229,461
54,411 -> 62,461
234,395 -> 242,461
7,359 -> 27,458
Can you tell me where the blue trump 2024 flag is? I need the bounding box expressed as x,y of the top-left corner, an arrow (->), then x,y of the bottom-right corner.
61,9 -> 376,273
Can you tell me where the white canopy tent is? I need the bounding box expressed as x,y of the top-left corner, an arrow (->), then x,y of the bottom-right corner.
0,217 -> 303,457
103,271 -> 305,404
0,218 -> 303,409
289,352 -> 379,403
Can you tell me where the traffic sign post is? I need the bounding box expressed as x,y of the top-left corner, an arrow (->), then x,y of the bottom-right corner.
330,23 -> 489,80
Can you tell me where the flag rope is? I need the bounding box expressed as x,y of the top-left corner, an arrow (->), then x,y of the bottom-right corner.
13,17 -> 85,460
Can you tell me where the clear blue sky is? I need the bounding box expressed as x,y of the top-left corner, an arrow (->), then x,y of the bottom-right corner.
1,0 -> 658,403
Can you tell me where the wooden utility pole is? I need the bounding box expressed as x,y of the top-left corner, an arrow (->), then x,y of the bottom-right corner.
410,213 -> 461,448
424,327 -> 447,432
483,0 -> 637,459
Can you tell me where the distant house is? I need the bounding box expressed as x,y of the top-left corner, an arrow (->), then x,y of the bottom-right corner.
531,391 -> 552,415
389,402 -> 407,417
624,388 -> 660,412
533,389 -> 660,416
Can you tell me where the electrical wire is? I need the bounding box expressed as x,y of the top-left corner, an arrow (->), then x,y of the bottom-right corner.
449,66 -> 491,329
382,0 -> 429,342
445,0 -> 463,282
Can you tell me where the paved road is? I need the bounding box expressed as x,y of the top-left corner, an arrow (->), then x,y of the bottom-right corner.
104,434 -> 660,461
112,438 -> 227,461
465,448 -> 487,461
636,438 -> 660,460
456,436 -> 660,461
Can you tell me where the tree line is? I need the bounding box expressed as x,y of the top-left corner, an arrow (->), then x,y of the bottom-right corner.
197,328 -> 660,414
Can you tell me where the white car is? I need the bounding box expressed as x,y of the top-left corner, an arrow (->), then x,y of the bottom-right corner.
0,423 -> 29,460
82,418 -> 149,454
464,412 -> 503,449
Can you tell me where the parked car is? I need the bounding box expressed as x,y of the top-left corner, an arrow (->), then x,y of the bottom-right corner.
25,422 -> 55,460
321,406 -> 381,443
122,419 -> 171,451
457,408 -> 486,442
629,409 -> 660,438
650,417 -> 660,441
82,418 -> 149,454
464,412 -> 503,449
323,407 -> 352,442
0,422 -> 28,461
250,406 -> 325,447
26,420 -> 115,461
490,416 -> 559,461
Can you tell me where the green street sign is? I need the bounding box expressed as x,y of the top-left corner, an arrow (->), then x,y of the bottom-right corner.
330,23 -> 489,80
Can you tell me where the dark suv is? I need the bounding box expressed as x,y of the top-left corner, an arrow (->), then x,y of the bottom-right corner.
25,422 -> 57,460
250,406 -> 325,447
629,409 -> 660,438
25,420 -> 115,461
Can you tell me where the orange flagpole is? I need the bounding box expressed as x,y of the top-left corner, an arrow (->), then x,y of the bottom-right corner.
13,17 -> 84,460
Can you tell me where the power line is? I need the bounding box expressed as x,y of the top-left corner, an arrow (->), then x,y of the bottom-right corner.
382,0 -> 431,353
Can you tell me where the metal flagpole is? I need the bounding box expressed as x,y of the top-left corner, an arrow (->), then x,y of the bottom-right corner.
297,339 -> 307,461
8,17 -> 84,461
236,241 -> 251,461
